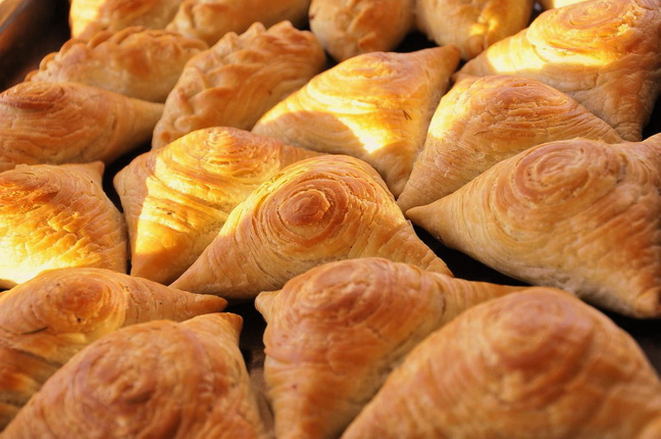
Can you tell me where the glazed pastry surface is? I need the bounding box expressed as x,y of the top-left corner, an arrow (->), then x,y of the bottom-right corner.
0,268 -> 225,429
541,0 -> 588,7
256,257 -> 527,439
343,290 -> 661,438
309,0 -> 414,61
27,27 -> 208,102
115,127 -> 318,284
0,163 -> 128,288
171,155 -> 451,298
0,81 -> 163,171
408,135 -> 661,318
152,21 -> 325,149
458,0 -> 661,141
253,46 -> 460,196
2,313 -> 267,439
397,75 -> 622,210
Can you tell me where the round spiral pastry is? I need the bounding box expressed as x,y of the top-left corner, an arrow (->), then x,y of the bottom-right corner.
256,257 -> 525,439
343,290 -> 661,439
408,135 -> 661,318
2,314 -> 267,439
171,155 -> 450,298
0,81 -> 163,172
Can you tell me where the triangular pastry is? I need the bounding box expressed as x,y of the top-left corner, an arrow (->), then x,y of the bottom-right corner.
253,46 -> 461,196
0,81 -> 163,172
115,127 -> 318,284
397,75 -> 623,211
0,268 -> 225,429
256,257 -> 528,439
457,0 -> 661,141
0,162 -> 128,288
408,135 -> 661,318
309,0 -> 414,61
416,0 -> 533,59
152,21 -> 325,149
343,290 -> 661,439
2,313 -> 268,439
171,155 -> 451,298
27,27 -> 208,102
167,0 -> 311,45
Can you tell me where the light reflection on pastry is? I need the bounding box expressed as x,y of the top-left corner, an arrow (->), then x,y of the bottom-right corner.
343,290 -> 661,439
0,162 -> 128,288
152,21 -> 325,149
0,267 -> 225,429
171,155 -> 451,298
256,257 -> 529,439
397,75 -> 622,211
253,46 -> 460,196
408,135 -> 661,318
540,0 -> 588,8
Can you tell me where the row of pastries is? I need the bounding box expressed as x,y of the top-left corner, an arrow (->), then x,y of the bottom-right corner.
0,0 -> 659,437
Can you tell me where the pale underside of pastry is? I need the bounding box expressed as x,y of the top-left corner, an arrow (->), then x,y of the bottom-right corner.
0,267 -> 225,429
309,0 -> 414,61
252,46 -> 461,197
457,0 -> 661,141
0,162 -> 128,289
171,155 -> 451,299
167,0 -> 311,45
408,135 -> 661,318
256,257 -> 531,439
115,127 -> 319,284
27,26 -> 208,102
69,0 -> 183,39
343,290 -> 661,439
152,21 -> 325,149
397,75 -> 623,211
2,314 -> 268,439
0,81 -> 163,172
416,0 -> 533,60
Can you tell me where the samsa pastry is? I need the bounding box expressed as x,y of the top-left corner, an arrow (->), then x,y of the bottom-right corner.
27,27 -> 208,102
397,75 -> 622,210
171,155 -> 451,298
408,135 -> 661,318
115,127 -> 318,284
2,314 -> 268,439
457,0 -> 661,141
253,46 -> 460,196
69,0 -> 182,38
541,0 -> 588,8
0,81 -> 163,172
343,290 -> 661,439
0,268 -> 225,429
167,0 -> 311,45
0,162 -> 128,288
309,0 -> 414,61
152,21 -> 325,149
416,0 -> 533,59
256,258 -> 530,439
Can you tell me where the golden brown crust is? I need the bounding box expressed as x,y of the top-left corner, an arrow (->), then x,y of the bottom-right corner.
171,155 -> 451,299
416,0 -> 533,59
408,135 -> 661,318
114,127 -> 318,284
457,0 -> 661,141
27,27 -> 208,102
0,82 -> 163,171
309,0 -> 414,61
252,46 -> 460,196
343,290 -> 661,438
152,21 -> 325,149
540,0 -> 588,8
2,313 -> 267,439
256,257 -> 527,439
397,75 -> 623,210
0,267 -> 225,429
0,163 -> 128,288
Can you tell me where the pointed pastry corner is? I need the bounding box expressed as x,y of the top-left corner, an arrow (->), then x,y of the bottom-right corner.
255,290 -> 280,320
64,161 -> 105,183
634,287 -> 661,319
405,203 -> 437,231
